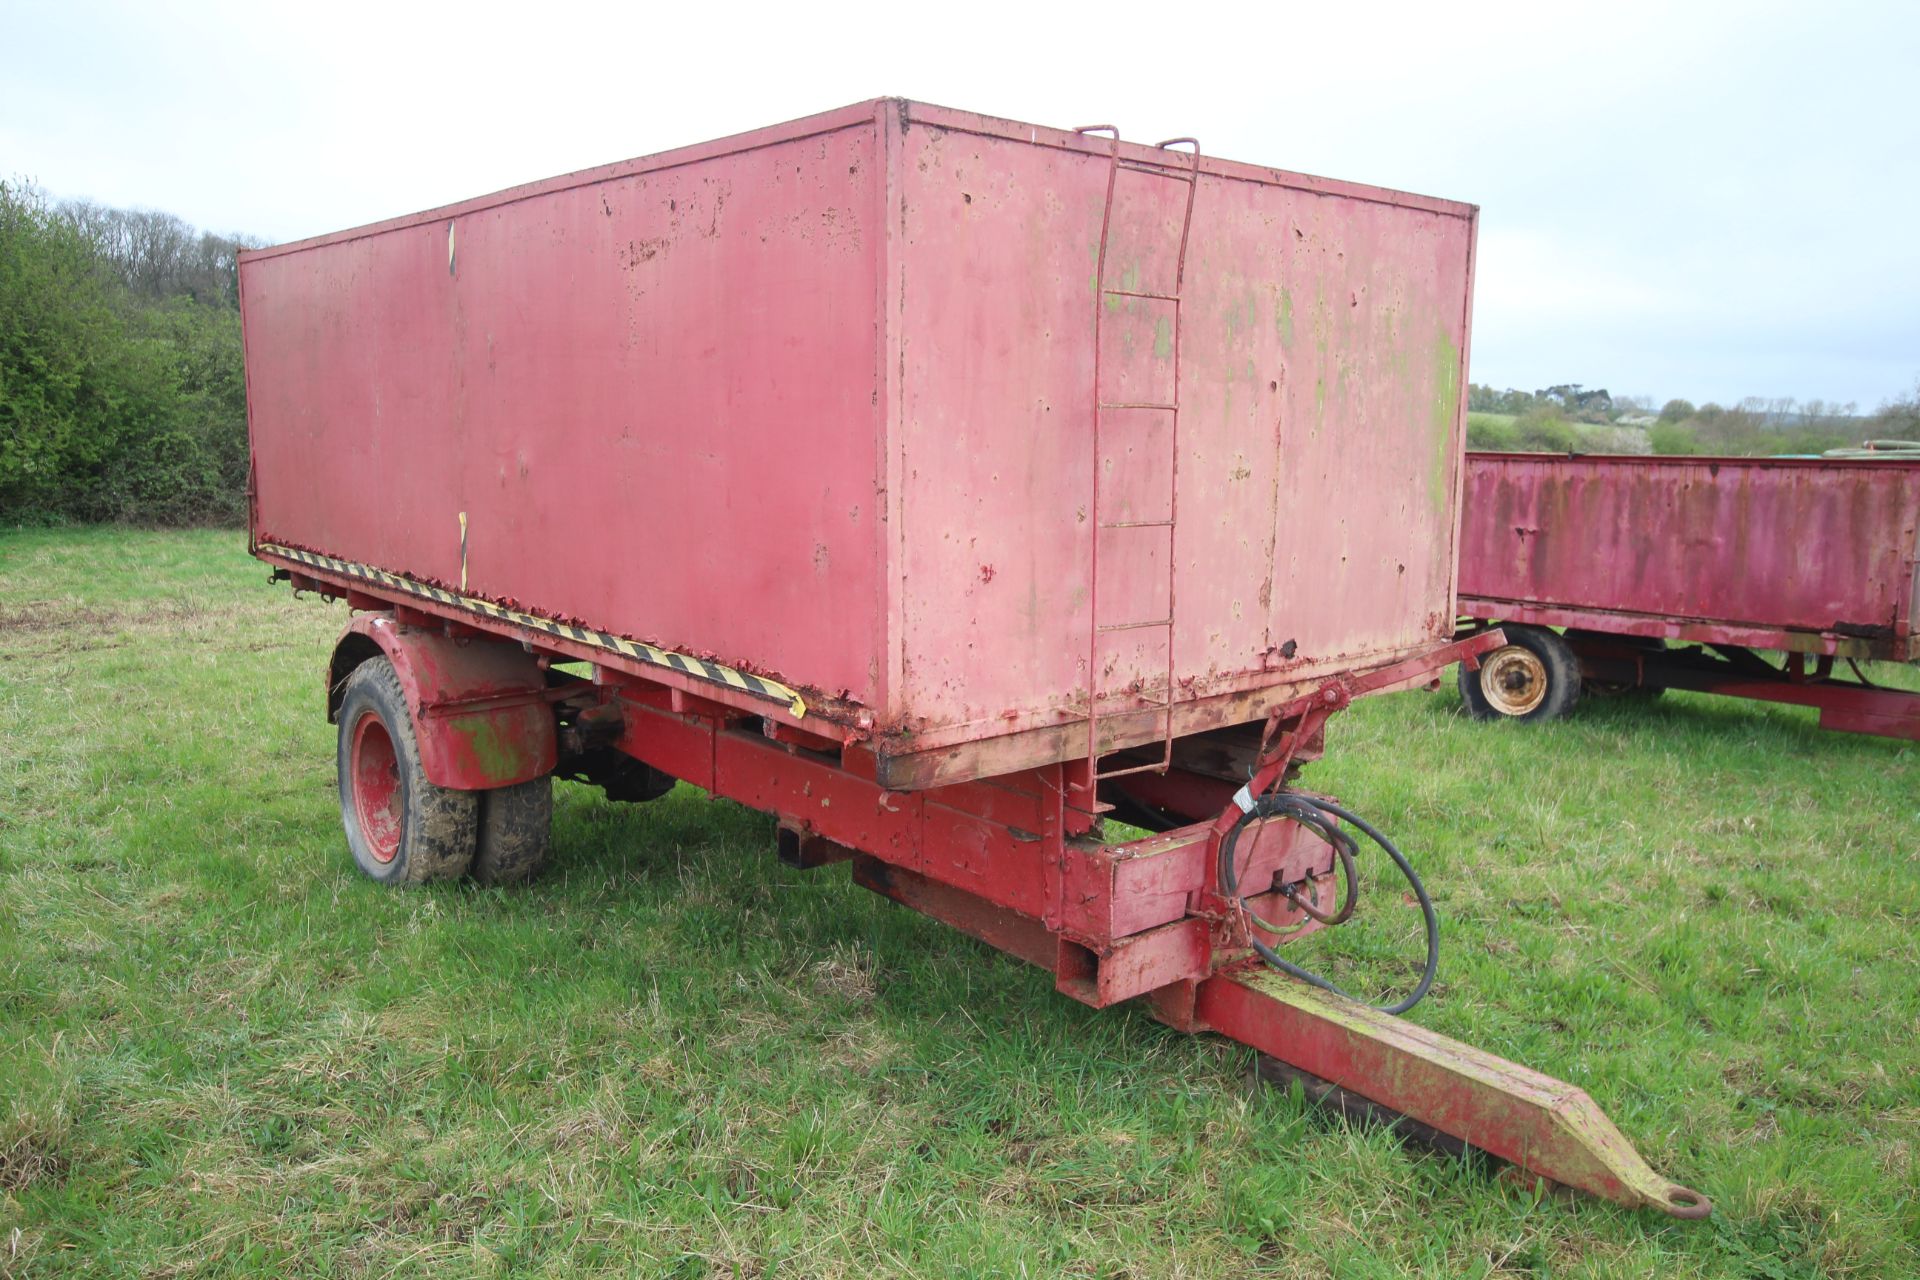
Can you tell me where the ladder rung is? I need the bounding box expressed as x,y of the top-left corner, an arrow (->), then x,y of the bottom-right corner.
1100,402 -> 1177,411
1096,618 -> 1173,633
1102,288 -> 1181,302
1100,519 -> 1173,529
1096,757 -> 1175,782
1116,162 -> 1197,183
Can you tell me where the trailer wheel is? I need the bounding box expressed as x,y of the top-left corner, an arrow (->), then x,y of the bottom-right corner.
1459,625 -> 1580,723
471,777 -> 554,884
337,658 -> 478,883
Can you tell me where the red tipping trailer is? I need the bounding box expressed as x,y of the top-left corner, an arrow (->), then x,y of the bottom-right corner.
242,100 -> 1707,1216
1455,452 -> 1920,738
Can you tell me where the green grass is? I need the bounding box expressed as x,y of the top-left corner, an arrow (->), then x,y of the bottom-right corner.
2,527 -> 1915,1278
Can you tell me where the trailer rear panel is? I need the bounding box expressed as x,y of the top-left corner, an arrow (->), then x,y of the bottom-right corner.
244,99 -> 1478,786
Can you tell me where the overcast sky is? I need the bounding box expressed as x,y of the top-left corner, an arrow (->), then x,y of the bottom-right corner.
4,0 -> 1914,410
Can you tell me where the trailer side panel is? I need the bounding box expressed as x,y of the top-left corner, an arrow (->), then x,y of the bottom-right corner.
1458,454 -> 1920,659
244,113 -> 887,707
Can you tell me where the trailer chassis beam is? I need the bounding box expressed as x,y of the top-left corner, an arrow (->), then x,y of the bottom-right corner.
1578,638 -> 1920,740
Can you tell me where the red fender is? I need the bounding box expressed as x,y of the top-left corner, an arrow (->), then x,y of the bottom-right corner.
327,613 -> 556,790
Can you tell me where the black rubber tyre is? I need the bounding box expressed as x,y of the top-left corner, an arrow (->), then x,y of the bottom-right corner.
1458,625 -> 1581,724
336,658 -> 477,884
471,776 -> 554,885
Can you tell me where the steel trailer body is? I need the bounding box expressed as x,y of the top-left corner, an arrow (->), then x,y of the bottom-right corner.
241,97 -> 1476,789
243,102 -> 1706,1216
1456,452 -> 1920,738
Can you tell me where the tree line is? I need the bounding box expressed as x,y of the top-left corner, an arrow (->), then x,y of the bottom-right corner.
1467,381 -> 1920,457
0,180 -> 259,525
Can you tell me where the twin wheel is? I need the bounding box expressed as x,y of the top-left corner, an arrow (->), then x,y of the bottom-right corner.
336,657 -> 553,885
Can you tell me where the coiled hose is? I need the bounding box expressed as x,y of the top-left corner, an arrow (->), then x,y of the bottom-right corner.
1218,790 -> 1439,1015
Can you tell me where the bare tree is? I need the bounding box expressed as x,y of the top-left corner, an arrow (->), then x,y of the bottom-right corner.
58,199 -> 261,307
1873,379 -> 1920,438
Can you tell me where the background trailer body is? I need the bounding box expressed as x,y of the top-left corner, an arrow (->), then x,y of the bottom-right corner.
1455,452 -> 1920,738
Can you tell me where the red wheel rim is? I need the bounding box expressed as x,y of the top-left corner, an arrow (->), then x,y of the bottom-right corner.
349,710 -> 403,864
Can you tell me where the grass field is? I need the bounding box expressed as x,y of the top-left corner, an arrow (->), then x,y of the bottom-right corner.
2,527 -> 1916,1278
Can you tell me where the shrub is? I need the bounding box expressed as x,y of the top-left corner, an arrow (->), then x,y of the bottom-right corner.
1513,405 -> 1581,454
1872,380 -> 1920,441
0,180 -> 248,525
1649,422 -> 1700,455
1466,412 -> 1520,450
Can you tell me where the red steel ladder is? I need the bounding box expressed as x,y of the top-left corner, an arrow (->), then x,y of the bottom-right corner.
1075,126 -> 1201,797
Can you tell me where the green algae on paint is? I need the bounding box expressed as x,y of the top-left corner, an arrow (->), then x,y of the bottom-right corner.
1275,288 -> 1295,348
1224,292 -> 1257,341
1429,323 -> 1462,513
451,712 -> 530,784
1153,316 -> 1173,360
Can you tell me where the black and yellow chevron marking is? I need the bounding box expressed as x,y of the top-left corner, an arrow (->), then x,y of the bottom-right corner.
259,543 -> 808,718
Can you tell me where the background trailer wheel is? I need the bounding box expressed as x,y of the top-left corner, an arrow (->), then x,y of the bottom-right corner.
1458,624 -> 1581,723
336,657 -> 478,884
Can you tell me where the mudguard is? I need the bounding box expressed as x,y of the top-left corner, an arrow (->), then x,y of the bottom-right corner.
327,613 -> 556,790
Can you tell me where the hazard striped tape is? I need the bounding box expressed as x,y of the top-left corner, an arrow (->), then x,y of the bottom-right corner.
259,543 -> 807,718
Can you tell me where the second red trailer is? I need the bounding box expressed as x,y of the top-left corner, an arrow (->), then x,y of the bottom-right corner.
1455,451 -> 1920,738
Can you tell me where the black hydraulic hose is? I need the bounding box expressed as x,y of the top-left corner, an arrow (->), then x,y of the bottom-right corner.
1218,791 -> 1440,1015
1237,796 -> 1357,933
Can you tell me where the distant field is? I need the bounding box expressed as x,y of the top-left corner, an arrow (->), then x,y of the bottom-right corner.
2,528 -> 1915,1278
